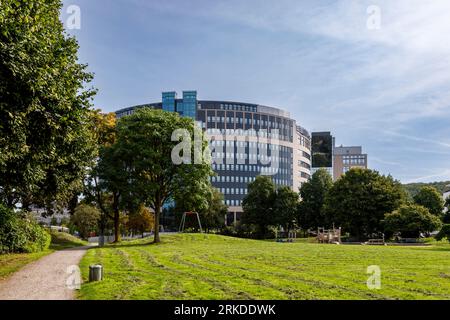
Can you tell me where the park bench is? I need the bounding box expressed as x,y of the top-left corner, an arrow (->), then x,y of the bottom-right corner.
364,239 -> 386,245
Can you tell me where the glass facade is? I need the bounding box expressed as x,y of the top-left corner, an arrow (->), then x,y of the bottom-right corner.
311,132 -> 333,168
162,92 -> 176,112
179,91 -> 197,119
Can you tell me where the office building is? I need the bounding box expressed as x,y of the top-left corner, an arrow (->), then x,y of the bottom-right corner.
333,145 -> 368,180
116,91 -> 311,225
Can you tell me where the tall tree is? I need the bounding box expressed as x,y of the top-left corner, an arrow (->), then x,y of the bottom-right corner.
0,0 -> 96,209
113,108 -> 213,243
83,111 -> 119,243
324,168 -> 406,240
297,169 -> 333,230
242,176 -> 276,238
274,186 -> 299,233
413,186 -> 444,217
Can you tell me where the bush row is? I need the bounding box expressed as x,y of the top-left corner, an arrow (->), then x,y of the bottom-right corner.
0,204 -> 51,254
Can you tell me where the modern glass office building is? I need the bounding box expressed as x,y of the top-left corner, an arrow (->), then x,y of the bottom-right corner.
116,91 -> 311,225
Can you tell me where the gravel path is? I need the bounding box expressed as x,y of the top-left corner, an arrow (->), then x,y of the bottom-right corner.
0,246 -> 90,300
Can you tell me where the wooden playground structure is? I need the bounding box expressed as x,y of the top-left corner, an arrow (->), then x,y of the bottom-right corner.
317,226 -> 342,244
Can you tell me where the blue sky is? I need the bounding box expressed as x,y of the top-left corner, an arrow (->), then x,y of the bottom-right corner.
62,0 -> 450,183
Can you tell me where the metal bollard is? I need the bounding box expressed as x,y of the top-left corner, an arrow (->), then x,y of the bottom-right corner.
89,265 -> 103,282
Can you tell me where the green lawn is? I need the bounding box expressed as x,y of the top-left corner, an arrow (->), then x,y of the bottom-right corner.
0,231 -> 87,280
79,233 -> 450,300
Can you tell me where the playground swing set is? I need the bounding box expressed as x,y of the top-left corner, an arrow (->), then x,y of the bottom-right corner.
178,211 -> 203,233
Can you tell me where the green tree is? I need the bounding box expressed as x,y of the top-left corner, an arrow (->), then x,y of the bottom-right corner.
94,144 -> 130,243
324,168 -> 406,240
383,204 -> 442,238
444,197 -> 450,223
173,184 -> 226,233
242,176 -> 276,238
297,169 -> 333,230
413,186 -> 444,217
274,186 -> 299,233
0,0 -> 96,209
127,205 -> 155,238
435,224 -> 450,243
83,111 -> 119,243
112,108 -> 213,243
70,204 -> 100,240
201,188 -> 227,233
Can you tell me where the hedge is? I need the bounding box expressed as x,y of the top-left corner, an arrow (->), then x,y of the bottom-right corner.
0,204 -> 51,254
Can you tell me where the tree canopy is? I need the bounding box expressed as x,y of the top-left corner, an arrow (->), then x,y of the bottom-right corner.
0,0 -> 96,210
70,204 -> 101,240
242,176 -> 276,238
324,168 -> 406,240
112,108 -> 213,243
413,186 -> 444,217
383,204 -> 442,238
274,186 -> 299,233
297,169 -> 333,230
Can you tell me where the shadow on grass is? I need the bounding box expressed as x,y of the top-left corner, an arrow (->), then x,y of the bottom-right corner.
87,240 -> 158,250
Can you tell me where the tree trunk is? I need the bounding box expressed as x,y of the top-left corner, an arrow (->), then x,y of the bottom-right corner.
113,192 -> 121,243
154,202 -> 161,243
113,209 -> 121,243
99,214 -> 106,247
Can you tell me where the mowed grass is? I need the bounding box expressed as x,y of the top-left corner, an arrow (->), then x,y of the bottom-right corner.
79,234 -> 450,300
0,231 -> 87,280
48,230 -> 88,250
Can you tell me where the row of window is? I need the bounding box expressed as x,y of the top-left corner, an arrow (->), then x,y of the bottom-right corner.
211,152 -> 291,164
301,150 -> 311,160
300,172 -> 311,179
298,135 -> 311,149
342,157 -> 366,165
218,187 -> 248,196
206,116 -> 290,130
210,140 -> 291,151
212,173 -> 291,183
212,164 -> 291,174
219,104 -> 257,112
218,180 -> 292,198
299,160 -> 311,169
225,199 -> 243,206
206,128 -> 290,140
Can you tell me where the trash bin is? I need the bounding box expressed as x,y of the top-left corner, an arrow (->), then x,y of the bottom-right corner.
89,265 -> 103,282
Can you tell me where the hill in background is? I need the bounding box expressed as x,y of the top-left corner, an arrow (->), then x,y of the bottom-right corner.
402,181 -> 450,199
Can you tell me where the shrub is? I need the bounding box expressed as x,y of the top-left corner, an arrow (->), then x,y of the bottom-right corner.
0,204 -> 51,253
435,224 -> 450,243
